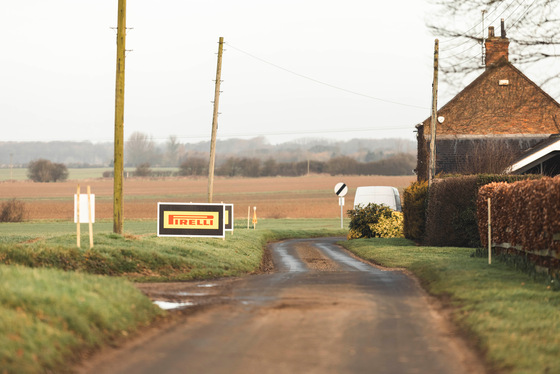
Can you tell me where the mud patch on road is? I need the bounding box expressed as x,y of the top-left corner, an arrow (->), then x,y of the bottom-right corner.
295,242 -> 343,272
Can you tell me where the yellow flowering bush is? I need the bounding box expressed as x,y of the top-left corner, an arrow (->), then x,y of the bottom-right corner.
369,211 -> 404,238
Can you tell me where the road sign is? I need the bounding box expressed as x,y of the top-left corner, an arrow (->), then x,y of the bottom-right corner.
157,203 -> 225,238
334,182 -> 348,197
334,183 -> 348,229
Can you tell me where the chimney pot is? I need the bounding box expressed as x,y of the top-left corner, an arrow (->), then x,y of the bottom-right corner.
485,22 -> 509,68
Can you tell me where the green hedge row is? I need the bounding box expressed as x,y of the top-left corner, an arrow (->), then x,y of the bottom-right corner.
402,181 -> 428,242
403,174 -> 541,247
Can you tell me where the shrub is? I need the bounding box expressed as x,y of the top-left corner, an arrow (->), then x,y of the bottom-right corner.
402,180 -> 428,242
425,176 -> 478,247
27,159 -> 68,182
0,199 -> 27,222
134,162 -> 152,177
347,203 -> 402,239
370,211 -> 404,238
179,157 -> 208,176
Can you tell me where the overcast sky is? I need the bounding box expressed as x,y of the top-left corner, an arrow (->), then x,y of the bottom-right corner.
1,1 -> 441,145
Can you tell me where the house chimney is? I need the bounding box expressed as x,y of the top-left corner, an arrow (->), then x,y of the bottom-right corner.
485,19 -> 509,67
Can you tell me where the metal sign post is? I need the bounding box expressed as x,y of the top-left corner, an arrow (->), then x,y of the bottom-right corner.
334,182 -> 348,229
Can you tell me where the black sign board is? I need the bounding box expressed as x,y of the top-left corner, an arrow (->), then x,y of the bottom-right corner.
157,203 -> 225,238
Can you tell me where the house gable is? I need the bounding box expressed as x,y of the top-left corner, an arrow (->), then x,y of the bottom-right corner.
422,61 -> 560,137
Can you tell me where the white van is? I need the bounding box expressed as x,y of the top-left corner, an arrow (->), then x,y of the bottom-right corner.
353,186 -> 402,212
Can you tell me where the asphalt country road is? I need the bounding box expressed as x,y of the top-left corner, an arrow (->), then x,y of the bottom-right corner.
78,238 -> 486,374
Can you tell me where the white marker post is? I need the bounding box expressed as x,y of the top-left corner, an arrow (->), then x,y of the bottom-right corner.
488,197 -> 492,265
334,182 -> 348,229
75,186 -> 96,248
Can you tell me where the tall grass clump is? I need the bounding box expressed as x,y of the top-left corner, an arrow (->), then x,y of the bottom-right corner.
0,198 -> 27,222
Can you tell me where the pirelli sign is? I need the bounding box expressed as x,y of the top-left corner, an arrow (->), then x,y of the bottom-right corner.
157,203 -> 226,238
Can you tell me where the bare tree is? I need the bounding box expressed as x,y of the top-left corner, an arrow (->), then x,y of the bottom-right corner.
125,132 -> 159,167
165,135 -> 185,167
428,0 -> 560,95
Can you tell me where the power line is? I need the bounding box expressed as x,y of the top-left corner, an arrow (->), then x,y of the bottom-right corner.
225,42 -> 428,110
439,0 -> 520,64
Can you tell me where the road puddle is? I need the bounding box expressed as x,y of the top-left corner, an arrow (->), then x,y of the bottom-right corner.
153,300 -> 195,310
176,292 -> 209,296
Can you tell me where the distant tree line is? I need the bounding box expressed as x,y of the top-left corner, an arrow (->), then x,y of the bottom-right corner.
2,133 -> 415,168
178,153 -> 415,177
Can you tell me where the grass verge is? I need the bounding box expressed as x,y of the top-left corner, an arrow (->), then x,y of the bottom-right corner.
0,265 -> 162,373
341,238 -> 560,374
0,219 -> 346,373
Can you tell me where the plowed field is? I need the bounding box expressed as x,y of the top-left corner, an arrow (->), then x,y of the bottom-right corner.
0,175 -> 415,220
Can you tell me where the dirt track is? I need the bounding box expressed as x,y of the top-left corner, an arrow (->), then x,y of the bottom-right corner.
76,238 -> 486,374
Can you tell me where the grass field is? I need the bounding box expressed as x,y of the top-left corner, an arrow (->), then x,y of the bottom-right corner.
0,174 -> 415,220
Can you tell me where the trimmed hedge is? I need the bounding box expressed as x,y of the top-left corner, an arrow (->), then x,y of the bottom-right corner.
402,181 -> 428,242
424,174 -> 541,247
477,177 -> 560,274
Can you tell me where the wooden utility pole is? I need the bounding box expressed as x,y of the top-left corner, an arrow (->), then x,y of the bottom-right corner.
208,37 -> 224,203
113,0 -> 126,234
429,39 -> 439,188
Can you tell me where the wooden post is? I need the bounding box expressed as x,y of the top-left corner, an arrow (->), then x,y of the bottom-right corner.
87,185 -> 94,249
113,0 -> 126,234
429,39 -> 439,188
208,37 -> 224,203
488,197 -> 492,265
253,206 -> 257,230
76,185 -> 81,248
247,206 -> 250,229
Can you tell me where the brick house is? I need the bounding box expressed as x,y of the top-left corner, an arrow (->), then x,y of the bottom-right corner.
416,21 -> 560,181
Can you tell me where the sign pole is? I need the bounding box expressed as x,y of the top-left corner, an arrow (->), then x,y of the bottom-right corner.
340,197 -> 344,229
88,185 -> 94,249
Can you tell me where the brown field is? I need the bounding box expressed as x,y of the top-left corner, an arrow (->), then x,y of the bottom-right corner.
0,175 -> 415,220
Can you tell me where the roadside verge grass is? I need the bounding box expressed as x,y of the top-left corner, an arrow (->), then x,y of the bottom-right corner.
0,265 -> 161,373
341,238 -> 560,374
0,219 -> 346,373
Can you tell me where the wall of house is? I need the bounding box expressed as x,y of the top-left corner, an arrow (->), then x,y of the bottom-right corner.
417,136 -> 546,180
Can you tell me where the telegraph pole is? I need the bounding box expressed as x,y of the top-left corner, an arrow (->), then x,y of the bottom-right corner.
481,10 -> 487,66
113,0 -> 126,234
429,39 -> 439,188
208,37 -> 224,203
